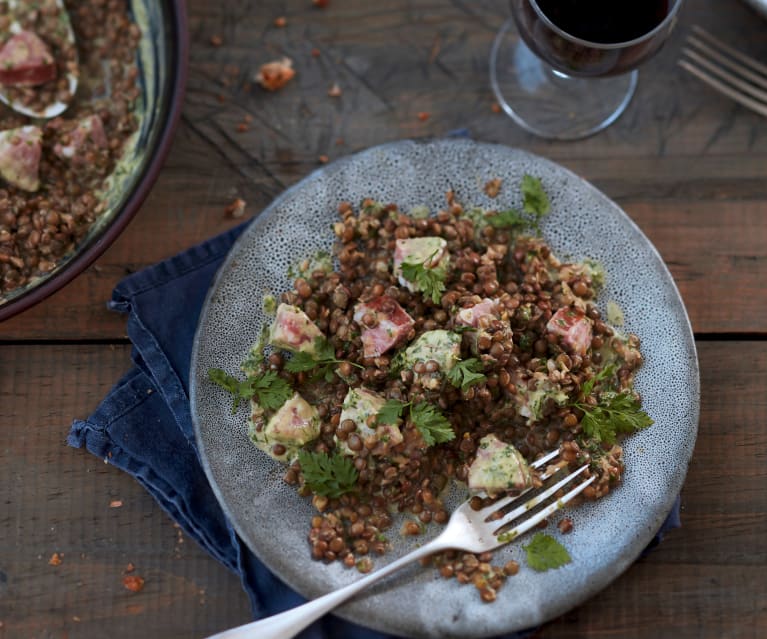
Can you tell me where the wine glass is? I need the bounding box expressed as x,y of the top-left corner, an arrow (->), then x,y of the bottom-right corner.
490,0 -> 684,140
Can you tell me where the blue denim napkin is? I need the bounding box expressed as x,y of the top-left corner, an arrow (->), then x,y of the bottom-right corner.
67,220 -> 680,639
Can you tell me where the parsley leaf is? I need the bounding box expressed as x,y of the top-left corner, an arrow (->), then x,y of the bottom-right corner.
580,363 -> 618,398
377,399 -> 407,425
284,337 -> 362,378
250,371 -> 294,411
521,174 -> 550,217
486,208 -> 529,231
410,402 -> 455,446
486,174 -> 550,235
208,368 -> 292,412
577,390 -> 653,445
446,358 -> 487,392
375,399 -> 455,446
523,533 -> 571,572
574,363 -> 652,445
297,449 -> 358,498
400,257 -> 447,305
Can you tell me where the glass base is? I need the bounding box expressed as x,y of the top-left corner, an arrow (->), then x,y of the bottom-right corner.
490,19 -> 638,140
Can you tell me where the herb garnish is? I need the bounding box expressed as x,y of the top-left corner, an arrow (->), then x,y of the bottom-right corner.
487,174 -> 551,234
208,368 -> 292,412
377,399 -> 455,446
297,449 -> 358,498
285,337 -> 362,382
446,358 -> 487,392
574,364 -> 653,445
400,254 -> 447,304
522,533 -> 572,571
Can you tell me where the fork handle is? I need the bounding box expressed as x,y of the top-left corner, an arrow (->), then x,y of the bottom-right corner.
205,538 -> 449,639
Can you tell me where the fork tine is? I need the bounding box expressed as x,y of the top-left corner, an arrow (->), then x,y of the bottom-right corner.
679,27 -> 767,118
691,25 -> 767,79
489,464 -> 590,533
474,448 -> 566,517
493,473 -> 596,544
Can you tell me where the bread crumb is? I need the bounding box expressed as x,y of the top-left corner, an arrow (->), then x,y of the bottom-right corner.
484,177 -> 502,199
122,575 -> 145,593
327,82 -> 342,97
124,562 -> 135,573
491,101 -> 502,113
48,552 -> 62,566
109,499 -> 123,508
210,34 -> 223,47
274,16 -> 287,27
318,155 -> 329,164
255,57 -> 296,91
417,111 -> 430,122
225,198 -> 247,218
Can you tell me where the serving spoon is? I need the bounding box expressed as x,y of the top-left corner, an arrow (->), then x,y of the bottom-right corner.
0,0 -> 79,118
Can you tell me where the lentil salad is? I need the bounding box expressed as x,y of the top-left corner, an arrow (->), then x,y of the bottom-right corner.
210,176 -> 651,602
0,0 -> 141,302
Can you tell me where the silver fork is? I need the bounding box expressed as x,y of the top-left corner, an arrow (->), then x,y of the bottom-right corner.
678,25 -> 767,118
205,449 -> 595,639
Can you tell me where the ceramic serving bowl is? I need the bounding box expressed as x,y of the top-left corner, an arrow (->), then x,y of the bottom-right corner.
0,0 -> 188,322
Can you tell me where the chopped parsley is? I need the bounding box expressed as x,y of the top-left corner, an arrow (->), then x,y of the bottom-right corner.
285,337 -> 362,382
574,364 -> 653,445
208,368 -> 292,412
297,449 -> 358,498
446,358 -> 487,392
400,257 -> 447,305
522,533 -> 572,571
377,399 -> 455,446
487,174 -> 550,235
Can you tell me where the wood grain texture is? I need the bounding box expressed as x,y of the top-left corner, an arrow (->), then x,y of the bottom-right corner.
1,0 -> 767,338
0,338 -> 764,637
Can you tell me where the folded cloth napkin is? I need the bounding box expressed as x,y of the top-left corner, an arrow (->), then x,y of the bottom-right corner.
68,221 -> 680,639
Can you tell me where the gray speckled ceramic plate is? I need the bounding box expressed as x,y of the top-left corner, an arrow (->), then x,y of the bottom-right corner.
190,139 -> 699,638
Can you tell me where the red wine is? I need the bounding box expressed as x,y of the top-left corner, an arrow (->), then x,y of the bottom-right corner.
535,0 -> 670,44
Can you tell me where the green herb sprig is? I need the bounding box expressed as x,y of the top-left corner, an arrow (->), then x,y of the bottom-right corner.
377,399 -> 455,446
285,337 -> 362,382
297,449 -> 358,498
573,364 -> 653,445
446,358 -> 487,392
400,256 -> 447,305
208,368 -> 292,412
487,174 -> 551,234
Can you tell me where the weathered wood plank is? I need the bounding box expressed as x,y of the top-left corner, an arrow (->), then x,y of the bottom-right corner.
0,340 -> 763,638
1,0 -> 767,338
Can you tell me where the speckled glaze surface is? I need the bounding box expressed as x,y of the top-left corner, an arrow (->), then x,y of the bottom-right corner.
190,139 -> 699,638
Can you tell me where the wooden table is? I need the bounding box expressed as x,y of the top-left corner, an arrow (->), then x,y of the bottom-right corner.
2,0 -> 766,637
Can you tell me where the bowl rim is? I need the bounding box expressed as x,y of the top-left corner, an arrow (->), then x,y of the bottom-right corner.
0,0 -> 190,323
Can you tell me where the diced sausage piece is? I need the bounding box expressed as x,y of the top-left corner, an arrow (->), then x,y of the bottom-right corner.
547,306 -> 593,356
0,125 -> 43,192
353,295 -> 415,358
455,298 -> 499,328
53,115 -> 108,164
264,393 -> 320,446
269,303 -> 324,355
0,31 -> 57,87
